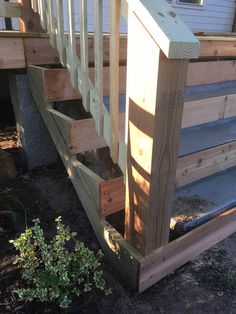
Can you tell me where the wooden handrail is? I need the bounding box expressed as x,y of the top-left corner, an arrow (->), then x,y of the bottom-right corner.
121,0 -> 200,59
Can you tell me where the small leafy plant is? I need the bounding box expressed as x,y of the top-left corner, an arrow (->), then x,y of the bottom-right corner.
10,217 -> 111,308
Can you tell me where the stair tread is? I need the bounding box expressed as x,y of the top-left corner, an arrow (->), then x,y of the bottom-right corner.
185,81 -> 236,102
179,117 -> 236,157
174,165 -> 236,216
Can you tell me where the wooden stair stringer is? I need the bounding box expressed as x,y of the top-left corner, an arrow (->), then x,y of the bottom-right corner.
27,64 -> 142,289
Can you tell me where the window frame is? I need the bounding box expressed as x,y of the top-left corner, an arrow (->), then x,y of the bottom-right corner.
169,0 -> 205,11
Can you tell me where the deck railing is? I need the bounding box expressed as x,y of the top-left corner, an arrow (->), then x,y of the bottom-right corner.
29,0 -> 200,255
4,0 -> 199,258
30,0 -> 124,164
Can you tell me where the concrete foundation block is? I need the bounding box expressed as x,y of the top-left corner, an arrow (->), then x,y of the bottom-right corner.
9,73 -> 58,169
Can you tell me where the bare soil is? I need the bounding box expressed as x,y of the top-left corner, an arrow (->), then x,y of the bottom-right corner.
0,136 -> 235,313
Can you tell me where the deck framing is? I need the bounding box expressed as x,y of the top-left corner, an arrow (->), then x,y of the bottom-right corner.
27,64 -> 236,292
1,7 -> 236,291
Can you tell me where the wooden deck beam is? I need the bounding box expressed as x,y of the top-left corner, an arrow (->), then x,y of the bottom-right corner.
1,34 -> 236,69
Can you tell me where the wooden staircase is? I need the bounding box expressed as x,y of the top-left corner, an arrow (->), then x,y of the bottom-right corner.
0,0 -> 236,292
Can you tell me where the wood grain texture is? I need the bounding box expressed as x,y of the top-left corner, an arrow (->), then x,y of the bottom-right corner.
199,37 -> 236,57
0,2 -> 22,17
94,0 -> 104,135
70,118 -> 106,153
98,139 -> 236,213
109,0 -> 121,163
125,11 -> 188,255
23,37 -> 61,65
42,66 -> 126,102
27,64 -> 142,290
0,38 -> 25,69
176,141 -> 236,188
127,0 -> 199,59
17,0 -> 43,32
80,0 -> 90,111
139,207 -> 236,292
55,0 -> 66,66
100,177 -> 125,216
181,96 -> 226,129
187,61 -> 236,86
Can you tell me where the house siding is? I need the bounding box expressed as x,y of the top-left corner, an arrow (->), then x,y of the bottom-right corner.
0,0 -> 235,33
171,0 -> 236,33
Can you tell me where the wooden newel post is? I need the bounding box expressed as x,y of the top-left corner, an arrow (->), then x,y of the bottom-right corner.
17,0 -> 43,32
124,11 -> 190,256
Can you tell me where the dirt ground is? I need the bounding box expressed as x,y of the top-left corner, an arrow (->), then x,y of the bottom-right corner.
0,135 -> 236,313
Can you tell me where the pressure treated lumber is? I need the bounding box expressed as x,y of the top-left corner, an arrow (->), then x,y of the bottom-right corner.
46,108 -> 107,154
139,207 -> 236,292
38,62 -> 236,103
27,65 -> 142,289
1,33 -> 236,67
0,38 -> 25,69
100,139 -> 236,216
125,0 -> 199,59
0,1 -> 22,17
42,67 -> 126,102
100,177 -> 125,216
94,0 -> 104,135
109,0 -> 121,163
125,11 -> 188,255
17,0 -> 43,32
187,61 -> 236,86
176,141 -> 236,188
199,37 -> 236,57
69,118 -> 107,154
181,95 -> 226,129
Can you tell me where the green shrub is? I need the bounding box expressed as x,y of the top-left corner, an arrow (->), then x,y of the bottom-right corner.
10,216 -> 111,308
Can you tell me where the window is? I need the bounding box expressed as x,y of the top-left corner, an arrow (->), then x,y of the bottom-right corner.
178,0 -> 203,4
